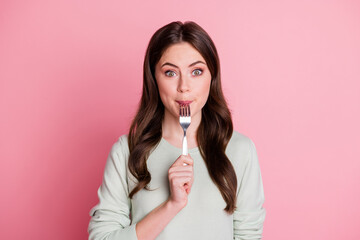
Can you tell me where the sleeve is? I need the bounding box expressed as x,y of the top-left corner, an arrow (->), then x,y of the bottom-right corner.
233,139 -> 266,240
88,136 -> 138,240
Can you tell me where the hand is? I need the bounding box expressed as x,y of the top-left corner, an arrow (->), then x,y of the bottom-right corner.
167,154 -> 194,209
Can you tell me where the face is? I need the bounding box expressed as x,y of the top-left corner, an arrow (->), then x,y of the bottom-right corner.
154,42 -> 212,121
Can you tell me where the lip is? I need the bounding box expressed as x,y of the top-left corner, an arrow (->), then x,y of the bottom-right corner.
176,100 -> 193,105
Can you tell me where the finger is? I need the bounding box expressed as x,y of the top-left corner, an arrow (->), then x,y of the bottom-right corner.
169,171 -> 193,180
185,174 -> 194,190
176,156 -> 194,167
184,154 -> 194,165
168,165 -> 193,174
173,154 -> 193,164
186,177 -> 194,189
170,175 -> 192,186
184,182 -> 192,194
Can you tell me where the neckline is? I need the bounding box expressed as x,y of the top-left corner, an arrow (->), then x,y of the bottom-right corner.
160,137 -> 199,154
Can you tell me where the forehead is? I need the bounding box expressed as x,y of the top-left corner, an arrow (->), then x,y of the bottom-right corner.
159,42 -> 206,64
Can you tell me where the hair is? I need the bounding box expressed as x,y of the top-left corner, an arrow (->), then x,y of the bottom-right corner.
127,21 -> 237,214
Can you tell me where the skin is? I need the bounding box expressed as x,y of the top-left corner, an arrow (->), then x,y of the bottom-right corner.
135,42 -> 212,240
156,41 -> 212,148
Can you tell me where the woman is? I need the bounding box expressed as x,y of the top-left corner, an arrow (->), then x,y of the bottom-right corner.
88,21 -> 266,240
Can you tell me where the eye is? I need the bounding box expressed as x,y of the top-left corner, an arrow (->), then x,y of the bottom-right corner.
192,69 -> 203,76
165,70 -> 176,77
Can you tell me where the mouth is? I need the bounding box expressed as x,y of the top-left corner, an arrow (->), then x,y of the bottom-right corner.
176,100 -> 193,105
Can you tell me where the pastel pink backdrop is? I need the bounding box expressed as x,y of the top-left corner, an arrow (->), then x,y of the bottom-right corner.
1,0 -> 359,239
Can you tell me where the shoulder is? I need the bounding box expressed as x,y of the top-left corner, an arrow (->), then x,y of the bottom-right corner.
226,130 -> 256,166
227,130 -> 255,154
109,134 -> 130,159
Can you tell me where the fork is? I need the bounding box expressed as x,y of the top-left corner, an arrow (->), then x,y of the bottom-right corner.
179,104 -> 191,155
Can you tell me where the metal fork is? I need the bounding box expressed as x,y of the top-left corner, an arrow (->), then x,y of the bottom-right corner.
179,104 -> 191,155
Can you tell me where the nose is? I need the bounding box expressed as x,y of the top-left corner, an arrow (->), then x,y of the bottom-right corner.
177,73 -> 190,93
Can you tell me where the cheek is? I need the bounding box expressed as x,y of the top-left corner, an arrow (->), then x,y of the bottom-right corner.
198,78 -> 211,99
158,83 -> 172,97
157,81 -> 175,105
192,80 -> 211,112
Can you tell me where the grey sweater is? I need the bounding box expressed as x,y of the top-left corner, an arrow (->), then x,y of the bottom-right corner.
88,130 -> 266,240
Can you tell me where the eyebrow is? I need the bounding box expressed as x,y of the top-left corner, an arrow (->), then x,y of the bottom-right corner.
161,60 -> 206,68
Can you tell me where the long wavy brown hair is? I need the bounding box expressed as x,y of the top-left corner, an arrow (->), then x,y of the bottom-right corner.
127,21 -> 237,214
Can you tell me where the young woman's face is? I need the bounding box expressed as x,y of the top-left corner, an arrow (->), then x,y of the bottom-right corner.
155,42 -> 212,121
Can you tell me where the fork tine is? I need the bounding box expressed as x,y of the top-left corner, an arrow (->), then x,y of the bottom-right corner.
179,104 -> 188,117
187,104 -> 191,117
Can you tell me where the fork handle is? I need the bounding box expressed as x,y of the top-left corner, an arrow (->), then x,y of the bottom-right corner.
182,134 -> 188,155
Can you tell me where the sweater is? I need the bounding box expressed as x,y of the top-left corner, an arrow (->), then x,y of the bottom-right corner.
88,130 -> 266,240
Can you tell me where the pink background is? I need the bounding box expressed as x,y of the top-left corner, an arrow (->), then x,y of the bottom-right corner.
1,0 -> 359,239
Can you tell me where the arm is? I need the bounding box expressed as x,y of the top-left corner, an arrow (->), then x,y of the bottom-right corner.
88,136 -> 194,240
233,139 -> 266,240
135,155 -> 194,240
135,199 -> 182,240
88,137 -> 138,240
